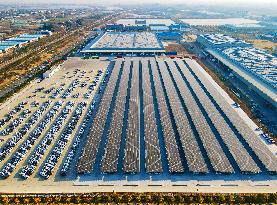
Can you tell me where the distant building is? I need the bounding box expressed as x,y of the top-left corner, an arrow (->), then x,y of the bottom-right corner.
169,24 -> 182,31
0,45 -> 14,53
19,34 -> 45,39
37,30 -> 53,36
168,23 -> 189,31
0,33 -> 46,53
106,24 -> 124,31
150,25 -> 170,31
124,24 -> 147,31
135,19 -> 146,24
117,18 -> 175,27
0,34 -> 45,53
7,37 -> 33,43
11,19 -> 29,28
156,32 -> 182,41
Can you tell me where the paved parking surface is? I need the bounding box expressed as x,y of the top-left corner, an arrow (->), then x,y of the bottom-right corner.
0,57 -> 109,187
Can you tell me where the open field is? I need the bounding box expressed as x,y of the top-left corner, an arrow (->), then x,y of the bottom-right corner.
249,39 -> 277,53
164,43 -> 188,54
0,57 -> 276,193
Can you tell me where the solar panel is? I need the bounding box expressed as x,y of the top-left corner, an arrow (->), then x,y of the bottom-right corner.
149,58 -> 184,173
77,60 -> 122,174
156,58 -> 208,174
186,58 -> 277,174
176,59 -> 260,174
124,59 -> 140,173
141,58 -> 163,173
165,59 -> 234,174
101,59 -> 131,173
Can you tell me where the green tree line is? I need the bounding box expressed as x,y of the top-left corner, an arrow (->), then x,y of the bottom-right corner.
0,192 -> 276,204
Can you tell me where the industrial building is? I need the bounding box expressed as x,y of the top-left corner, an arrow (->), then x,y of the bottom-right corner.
149,25 -> 170,31
36,30 -> 53,36
156,32 -> 182,41
81,32 -> 165,55
116,18 -> 175,26
0,33 -> 46,53
197,34 -> 277,108
205,48 -> 277,108
106,19 -> 186,33
106,23 -> 124,31
221,47 -> 277,88
197,34 -> 252,48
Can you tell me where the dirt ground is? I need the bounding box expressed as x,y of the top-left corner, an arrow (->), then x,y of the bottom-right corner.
249,39 -> 277,53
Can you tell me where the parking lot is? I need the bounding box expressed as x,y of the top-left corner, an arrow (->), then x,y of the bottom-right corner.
0,57 -> 110,185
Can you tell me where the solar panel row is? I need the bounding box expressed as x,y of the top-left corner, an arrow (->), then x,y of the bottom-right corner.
124,60 -> 140,173
149,58 -> 184,173
185,58 -> 277,174
77,60 -> 123,173
77,57 -> 276,175
165,59 -> 234,174
141,58 -> 162,173
101,59 -> 131,173
156,58 -> 208,173
175,59 -> 261,174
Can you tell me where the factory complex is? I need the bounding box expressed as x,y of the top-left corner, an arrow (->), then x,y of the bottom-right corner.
197,33 -> 277,108
0,21 -> 276,194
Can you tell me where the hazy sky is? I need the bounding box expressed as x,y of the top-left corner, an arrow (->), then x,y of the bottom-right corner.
0,0 -> 277,5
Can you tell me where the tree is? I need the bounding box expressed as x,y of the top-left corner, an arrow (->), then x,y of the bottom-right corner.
1,196 -> 10,205
76,19 -> 84,26
153,193 -> 164,204
13,197 -> 21,205
33,197 -> 41,204
93,194 -> 101,203
65,197 -> 71,204
54,195 -> 62,203
204,195 -> 213,203
255,193 -> 268,204
218,194 -> 226,204
234,194 -> 245,204
122,193 -> 132,203
165,194 -> 175,204
75,196 -> 82,204
42,22 -> 54,31
227,193 -> 235,203
133,194 -> 141,203
175,194 -> 184,203
23,197 -> 30,204
268,193 -> 277,204
195,194 -> 204,204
